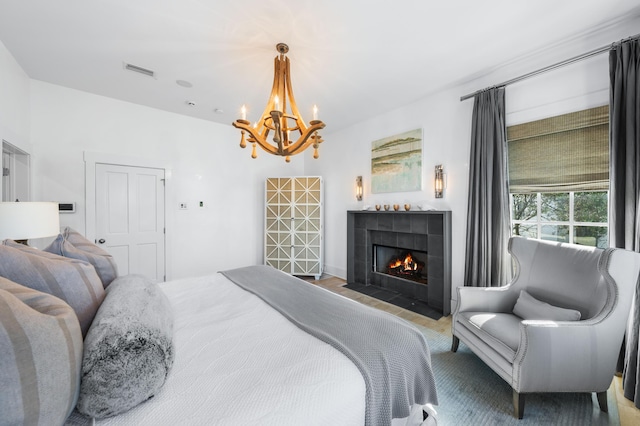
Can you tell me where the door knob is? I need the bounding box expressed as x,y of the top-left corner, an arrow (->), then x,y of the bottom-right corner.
98,239 -> 106,244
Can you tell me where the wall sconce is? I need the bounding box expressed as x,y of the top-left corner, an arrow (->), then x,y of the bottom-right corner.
356,176 -> 363,201
435,165 -> 444,198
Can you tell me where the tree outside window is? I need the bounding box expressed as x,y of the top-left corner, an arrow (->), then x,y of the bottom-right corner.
511,191 -> 608,248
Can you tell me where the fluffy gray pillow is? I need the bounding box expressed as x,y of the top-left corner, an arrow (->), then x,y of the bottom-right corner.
0,277 -> 83,425
513,290 -> 581,321
0,240 -> 105,337
45,227 -> 118,288
77,275 -> 174,419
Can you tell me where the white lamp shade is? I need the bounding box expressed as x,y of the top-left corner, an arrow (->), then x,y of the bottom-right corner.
0,202 -> 60,241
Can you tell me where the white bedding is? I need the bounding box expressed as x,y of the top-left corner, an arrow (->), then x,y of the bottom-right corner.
95,273 -> 432,426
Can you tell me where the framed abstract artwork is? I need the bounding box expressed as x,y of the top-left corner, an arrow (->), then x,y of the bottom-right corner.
371,128 -> 423,193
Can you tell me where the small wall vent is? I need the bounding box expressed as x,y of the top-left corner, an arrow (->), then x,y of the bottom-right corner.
123,62 -> 156,78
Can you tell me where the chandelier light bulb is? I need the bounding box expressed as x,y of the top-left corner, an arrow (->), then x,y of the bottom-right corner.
313,105 -> 318,121
241,105 -> 247,121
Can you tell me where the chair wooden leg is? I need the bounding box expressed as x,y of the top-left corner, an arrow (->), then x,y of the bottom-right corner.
513,390 -> 525,419
596,391 -> 608,412
451,336 -> 459,352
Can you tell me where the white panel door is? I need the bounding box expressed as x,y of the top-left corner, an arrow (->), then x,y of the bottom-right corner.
95,163 -> 165,282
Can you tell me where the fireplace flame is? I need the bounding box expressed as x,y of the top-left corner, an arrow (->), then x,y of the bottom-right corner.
382,248 -> 426,283
403,253 -> 413,271
388,252 -> 422,273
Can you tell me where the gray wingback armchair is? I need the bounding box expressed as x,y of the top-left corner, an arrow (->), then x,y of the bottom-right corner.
451,236 -> 640,418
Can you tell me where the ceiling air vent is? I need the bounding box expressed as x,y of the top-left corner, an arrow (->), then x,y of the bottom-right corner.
123,62 -> 156,78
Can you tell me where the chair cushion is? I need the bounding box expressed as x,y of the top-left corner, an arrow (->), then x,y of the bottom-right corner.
513,290 -> 581,321
508,236 -> 606,319
0,240 -> 105,337
44,227 -> 118,288
0,277 -> 83,425
459,312 -> 522,361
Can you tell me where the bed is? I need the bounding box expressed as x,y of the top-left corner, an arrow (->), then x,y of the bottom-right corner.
0,233 -> 438,426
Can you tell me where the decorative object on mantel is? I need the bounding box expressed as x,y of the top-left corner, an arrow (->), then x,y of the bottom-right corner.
417,203 -> 436,211
232,43 -> 325,162
0,201 -> 60,244
375,204 -> 381,211
393,204 -> 400,211
371,128 -> 423,193
355,176 -> 363,201
404,203 -> 411,211
435,164 -> 445,198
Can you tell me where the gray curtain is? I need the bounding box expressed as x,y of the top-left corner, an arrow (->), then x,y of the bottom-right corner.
609,37 -> 640,407
464,87 -> 511,288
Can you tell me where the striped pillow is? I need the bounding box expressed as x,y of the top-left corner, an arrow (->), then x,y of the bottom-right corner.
45,227 -> 118,288
0,277 -> 83,425
0,241 -> 105,337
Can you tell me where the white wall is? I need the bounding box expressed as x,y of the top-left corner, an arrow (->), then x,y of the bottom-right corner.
307,16 -> 639,311
0,41 -> 30,145
28,81 -> 304,280
0,40 -> 33,200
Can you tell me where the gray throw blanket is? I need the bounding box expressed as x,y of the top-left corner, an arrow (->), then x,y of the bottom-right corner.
221,265 -> 438,426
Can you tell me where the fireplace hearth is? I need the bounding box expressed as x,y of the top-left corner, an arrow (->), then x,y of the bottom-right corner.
347,210 -> 451,316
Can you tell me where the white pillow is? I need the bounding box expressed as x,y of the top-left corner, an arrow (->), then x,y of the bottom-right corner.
513,290 -> 581,321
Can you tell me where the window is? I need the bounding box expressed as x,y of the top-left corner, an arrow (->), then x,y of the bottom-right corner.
508,106 -> 609,248
511,191 -> 608,248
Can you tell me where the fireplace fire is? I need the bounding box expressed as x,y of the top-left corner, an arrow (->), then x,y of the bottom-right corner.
373,244 -> 428,285
388,252 -> 425,279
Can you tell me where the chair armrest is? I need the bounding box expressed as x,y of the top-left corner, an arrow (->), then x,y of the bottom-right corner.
454,285 -> 516,314
513,319 -> 622,393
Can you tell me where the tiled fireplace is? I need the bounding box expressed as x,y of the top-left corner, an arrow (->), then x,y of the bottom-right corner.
347,210 -> 452,316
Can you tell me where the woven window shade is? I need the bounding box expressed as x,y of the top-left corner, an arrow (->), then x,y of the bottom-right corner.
507,105 -> 609,193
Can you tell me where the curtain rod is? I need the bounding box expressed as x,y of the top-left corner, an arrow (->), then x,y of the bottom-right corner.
460,33 -> 640,101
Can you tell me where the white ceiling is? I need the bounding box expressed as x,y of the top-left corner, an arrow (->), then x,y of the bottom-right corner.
1,0 -> 639,132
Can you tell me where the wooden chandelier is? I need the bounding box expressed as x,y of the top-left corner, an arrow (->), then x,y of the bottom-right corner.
232,43 -> 325,162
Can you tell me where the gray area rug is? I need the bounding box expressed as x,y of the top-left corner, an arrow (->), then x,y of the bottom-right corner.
418,325 -> 620,425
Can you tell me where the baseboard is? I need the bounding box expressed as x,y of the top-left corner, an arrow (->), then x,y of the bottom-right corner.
323,264 -> 346,280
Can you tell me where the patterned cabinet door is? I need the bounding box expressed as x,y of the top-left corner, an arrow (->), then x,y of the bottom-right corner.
265,177 -> 323,278
265,178 -> 293,274
292,177 -> 323,277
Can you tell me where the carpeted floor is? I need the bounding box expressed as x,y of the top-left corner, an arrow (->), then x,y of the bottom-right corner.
417,325 -> 620,426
